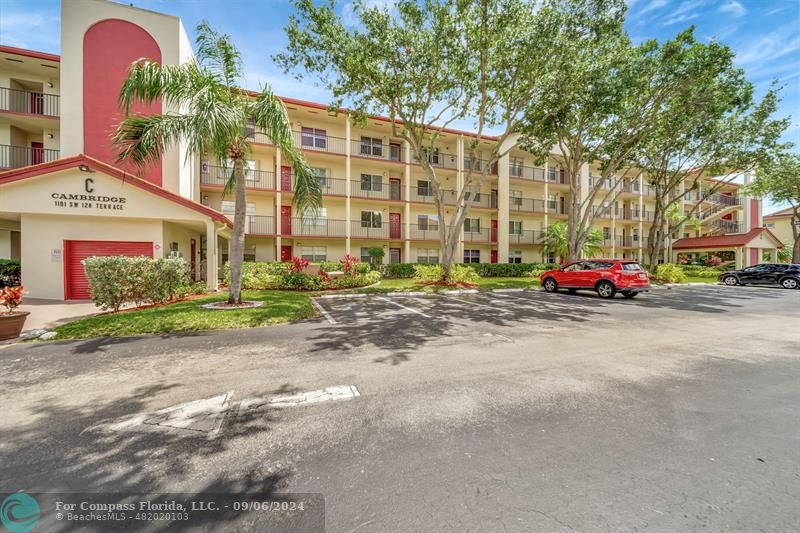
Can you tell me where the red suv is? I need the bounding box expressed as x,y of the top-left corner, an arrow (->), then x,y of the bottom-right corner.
540,259 -> 650,299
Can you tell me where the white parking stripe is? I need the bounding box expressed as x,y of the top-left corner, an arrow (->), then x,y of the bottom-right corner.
445,296 -> 510,312
312,300 -> 337,324
377,296 -> 431,317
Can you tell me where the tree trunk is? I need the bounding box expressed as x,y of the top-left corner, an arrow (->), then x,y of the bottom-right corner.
793,215 -> 800,264
228,159 -> 247,304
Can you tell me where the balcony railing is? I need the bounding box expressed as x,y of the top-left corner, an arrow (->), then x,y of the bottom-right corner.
463,228 -> 493,243
708,219 -> 743,234
247,215 -> 275,235
509,196 -> 546,214
294,131 -> 347,155
615,208 -> 641,220
319,177 -> 348,196
463,157 -> 497,175
286,217 -> 347,237
0,144 -> 59,169
350,221 -> 395,240
547,168 -> 567,184
706,193 -> 741,207
615,236 -> 635,248
351,139 -> 404,162
508,230 -> 545,245
351,180 -> 403,201
409,224 -> 440,240
414,152 -> 459,170
464,191 -> 496,209
0,87 -> 59,117
510,165 -> 546,182
546,200 -> 566,215
593,205 -> 613,218
200,164 -> 276,189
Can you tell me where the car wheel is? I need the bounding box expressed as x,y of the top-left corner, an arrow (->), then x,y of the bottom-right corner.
780,277 -> 799,290
623,292 -> 637,299
543,278 -> 558,292
722,275 -> 739,286
596,281 -> 616,299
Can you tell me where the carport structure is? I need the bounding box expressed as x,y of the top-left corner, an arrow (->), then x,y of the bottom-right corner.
672,228 -> 784,269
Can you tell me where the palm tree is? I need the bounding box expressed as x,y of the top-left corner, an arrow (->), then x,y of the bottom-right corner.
114,22 -> 320,304
543,221 -> 603,264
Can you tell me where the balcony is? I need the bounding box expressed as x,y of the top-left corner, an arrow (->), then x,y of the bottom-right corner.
351,138 -> 404,163
351,221 -> 400,240
593,205 -> 613,218
414,152 -> 459,170
409,224 -> 440,240
294,130 -> 347,155
547,168 -> 567,185
247,215 -> 275,235
0,144 -> 59,170
508,230 -> 545,245
0,87 -> 59,117
464,191 -> 496,209
708,219 -> 743,234
351,179 -> 402,201
615,236 -> 635,248
285,217 -> 347,237
510,164 -> 546,182
463,227 -> 493,243
509,196 -> 546,214
615,207 -> 641,221
463,157 -> 497,175
706,193 -> 741,207
200,164 -> 275,190
546,200 -> 566,215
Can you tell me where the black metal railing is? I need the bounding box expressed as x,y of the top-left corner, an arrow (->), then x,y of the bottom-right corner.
286,217 -> 347,237
351,179 -> 403,201
200,164 -> 276,189
508,230 -> 545,245
318,177 -> 348,196
709,219 -> 743,234
510,165 -> 546,181
294,131 -> 348,155
350,221 -> 394,239
247,215 -> 275,235
0,87 -> 59,116
463,227 -> 493,242
0,144 -> 59,169
408,224 -> 440,240
509,196 -> 546,213
351,138 -> 405,162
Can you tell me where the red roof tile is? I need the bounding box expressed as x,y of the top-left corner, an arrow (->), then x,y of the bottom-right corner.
672,228 -> 783,250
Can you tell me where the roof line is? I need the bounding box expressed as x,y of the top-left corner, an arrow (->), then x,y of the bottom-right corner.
0,44 -> 60,63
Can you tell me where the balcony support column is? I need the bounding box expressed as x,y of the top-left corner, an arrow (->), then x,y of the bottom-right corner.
404,140 -> 411,263
275,149 -> 283,259
456,135 -> 465,262
497,151 -> 511,264
543,161 -> 549,262
205,221 -> 219,291
638,172 -> 644,260
345,115 -> 352,255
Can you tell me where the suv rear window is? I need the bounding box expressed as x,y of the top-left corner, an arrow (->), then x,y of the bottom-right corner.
621,262 -> 643,271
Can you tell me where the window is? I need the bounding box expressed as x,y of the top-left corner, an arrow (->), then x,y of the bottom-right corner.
509,250 -> 522,264
302,207 -> 328,226
300,127 -> 326,149
603,227 -> 611,240
417,180 -> 432,197
311,167 -> 328,188
511,190 -> 523,207
765,222 -> 774,228
418,214 -> 439,230
510,158 -> 524,177
621,262 -> 643,271
464,218 -> 481,233
548,167 -> 557,181
360,173 -> 383,192
301,246 -> 327,262
563,262 -> 584,272
360,247 -> 372,263
244,245 -> 256,262
360,136 -> 383,157
417,248 -> 439,264
422,147 -> 440,165
509,221 -> 523,235
547,252 -> 556,264
361,211 -> 382,228
464,189 -> 482,203
389,142 -> 402,161
221,201 -> 256,216
463,249 -> 480,263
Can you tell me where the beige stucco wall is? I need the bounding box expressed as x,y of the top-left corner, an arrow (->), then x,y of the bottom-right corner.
0,230 -> 11,259
162,221 -> 203,281
765,217 -> 794,245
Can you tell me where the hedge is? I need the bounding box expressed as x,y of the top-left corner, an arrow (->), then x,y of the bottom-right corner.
381,262 -> 559,279
83,256 -> 189,311
0,259 -> 21,289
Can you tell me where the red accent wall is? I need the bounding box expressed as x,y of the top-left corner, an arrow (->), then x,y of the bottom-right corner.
750,199 -> 760,229
83,19 -> 162,185
749,247 -> 759,266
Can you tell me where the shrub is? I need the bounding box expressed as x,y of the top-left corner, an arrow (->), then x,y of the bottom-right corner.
83,256 -> 188,311
467,263 -> 557,277
381,263 -> 417,279
653,263 -> 688,284
339,254 -> 360,275
448,264 -> 480,284
704,255 -> 723,267
0,259 -> 21,289
223,262 -> 287,290
330,270 -> 380,289
288,257 -> 310,274
526,269 -> 547,278
0,285 -> 24,313
279,272 -> 323,291
354,262 -> 371,274
367,247 -> 385,267
413,264 -> 445,283
318,261 -> 340,273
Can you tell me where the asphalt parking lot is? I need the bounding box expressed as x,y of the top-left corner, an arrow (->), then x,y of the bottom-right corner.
1,284 -> 799,531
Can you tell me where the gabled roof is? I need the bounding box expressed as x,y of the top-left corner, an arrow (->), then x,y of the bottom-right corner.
0,154 -> 232,227
0,44 -> 60,63
764,207 -> 795,219
673,227 -> 783,250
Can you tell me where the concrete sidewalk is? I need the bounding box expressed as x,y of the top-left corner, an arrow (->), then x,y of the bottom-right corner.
17,298 -> 102,332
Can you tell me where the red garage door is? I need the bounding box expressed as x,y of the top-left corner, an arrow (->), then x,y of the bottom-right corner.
64,240 -> 153,300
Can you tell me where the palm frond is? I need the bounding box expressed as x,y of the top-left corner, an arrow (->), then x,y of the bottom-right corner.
118,60 -> 209,115
113,113 -> 202,167
195,21 -> 243,88
248,87 -> 322,214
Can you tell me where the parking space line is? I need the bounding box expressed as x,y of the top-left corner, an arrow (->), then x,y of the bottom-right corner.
377,296 -> 431,317
312,300 -> 337,324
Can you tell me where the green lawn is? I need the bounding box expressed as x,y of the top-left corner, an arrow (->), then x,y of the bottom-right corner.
356,276 -> 540,294
685,276 -> 719,284
53,290 -> 315,340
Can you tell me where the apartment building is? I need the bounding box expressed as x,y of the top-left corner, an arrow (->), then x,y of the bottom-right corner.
0,0 -> 775,299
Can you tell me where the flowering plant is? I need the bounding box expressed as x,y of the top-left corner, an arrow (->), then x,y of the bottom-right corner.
339,254 -> 360,275
705,255 -> 722,267
0,285 -> 24,313
288,256 -> 310,274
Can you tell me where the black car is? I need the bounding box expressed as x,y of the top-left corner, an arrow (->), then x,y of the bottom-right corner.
718,263 -> 800,289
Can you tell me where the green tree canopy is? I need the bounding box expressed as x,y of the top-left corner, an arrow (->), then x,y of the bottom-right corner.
748,151 -> 800,263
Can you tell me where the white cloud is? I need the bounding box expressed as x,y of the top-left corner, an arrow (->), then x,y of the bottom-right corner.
0,11 -> 60,52
663,13 -> 700,25
735,23 -> 800,66
719,1 -> 747,17
341,0 -> 398,27
638,0 -> 669,15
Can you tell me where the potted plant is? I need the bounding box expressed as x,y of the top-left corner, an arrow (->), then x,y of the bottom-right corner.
0,285 -> 28,341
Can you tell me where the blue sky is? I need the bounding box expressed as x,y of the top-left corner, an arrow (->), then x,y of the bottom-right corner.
1,0 -> 798,210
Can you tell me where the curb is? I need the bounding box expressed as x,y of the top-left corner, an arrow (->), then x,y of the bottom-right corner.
386,291 -> 431,297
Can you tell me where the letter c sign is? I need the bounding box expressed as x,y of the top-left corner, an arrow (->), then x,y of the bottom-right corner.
85,178 -> 94,193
